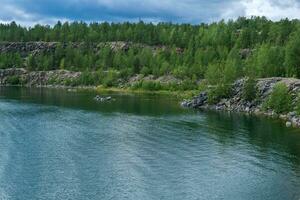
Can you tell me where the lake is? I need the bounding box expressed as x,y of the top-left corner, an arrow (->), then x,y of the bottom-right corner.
0,87 -> 300,200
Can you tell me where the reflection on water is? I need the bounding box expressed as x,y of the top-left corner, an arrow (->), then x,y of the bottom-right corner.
0,87 -> 300,200
0,86 -> 184,116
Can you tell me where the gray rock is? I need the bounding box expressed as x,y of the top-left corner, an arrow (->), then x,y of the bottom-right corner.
287,112 -> 297,118
181,92 -> 207,108
279,115 -> 287,120
94,95 -> 113,102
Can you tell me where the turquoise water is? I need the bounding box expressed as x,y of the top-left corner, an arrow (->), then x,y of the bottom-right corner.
0,87 -> 300,200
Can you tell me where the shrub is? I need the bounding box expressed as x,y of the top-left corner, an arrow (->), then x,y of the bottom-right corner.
205,63 -> 223,85
102,70 -> 120,87
265,83 -> 292,114
242,77 -> 257,101
207,84 -> 232,104
178,80 -> 198,91
140,66 -> 151,76
198,80 -> 208,92
79,71 -> 98,86
132,81 -> 163,91
296,94 -> 300,115
6,75 -> 21,85
47,77 -> 58,85
63,78 -> 79,87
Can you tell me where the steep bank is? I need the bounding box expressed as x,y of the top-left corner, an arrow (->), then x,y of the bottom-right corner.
182,78 -> 300,128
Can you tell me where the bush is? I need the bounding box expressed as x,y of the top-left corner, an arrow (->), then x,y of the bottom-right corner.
265,83 -> 292,114
205,63 -> 223,85
242,77 -> 257,101
207,84 -> 232,104
177,80 -> 198,91
132,81 -> 163,91
63,78 -> 79,87
79,71 -> 98,86
6,75 -> 21,85
296,94 -> 300,115
198,80 -> 208,92
102,70 -> 120,87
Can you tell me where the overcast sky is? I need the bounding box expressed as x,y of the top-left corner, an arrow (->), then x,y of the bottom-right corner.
1,0 -> 300,26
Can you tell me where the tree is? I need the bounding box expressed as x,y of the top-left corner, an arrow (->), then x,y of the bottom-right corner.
248,44 -> 284,77
265,83 -> 292,113
205,63 -> 224,85
285,30 -> 300,77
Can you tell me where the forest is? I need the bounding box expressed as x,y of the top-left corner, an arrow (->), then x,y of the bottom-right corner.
1,16 -> 300,89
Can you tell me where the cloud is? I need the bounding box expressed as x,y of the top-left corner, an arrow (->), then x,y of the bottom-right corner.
0,0 -> 300,26
241,0 -> 300,20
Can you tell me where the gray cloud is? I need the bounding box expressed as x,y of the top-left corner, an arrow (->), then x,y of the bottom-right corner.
0,0 -> 300,26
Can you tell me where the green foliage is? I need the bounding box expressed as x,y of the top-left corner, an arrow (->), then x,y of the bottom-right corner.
102,70 -> 120,87
131,79 -> 198,92
2,17 -> 300,90
132,81 -> 163,91
205,63 -> 224,85
242,77 -> 257,101
264,83 -> 292,114
246,44 -> 285,77
78,71 -> 99,86
207,84 -> 232,104
224,58 -> 241,83
0,53 -> 22,69
178,80 -> 198,91
6,75 -> 21,85
285,30 -> 300,77
296,94 -> 300,115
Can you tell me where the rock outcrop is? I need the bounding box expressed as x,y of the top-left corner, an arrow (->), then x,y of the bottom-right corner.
0,42 -> 60,56
0,42 -> 176,57
94,95 -> 113,102
182,78 -> 300,128
0,68 -> 81,86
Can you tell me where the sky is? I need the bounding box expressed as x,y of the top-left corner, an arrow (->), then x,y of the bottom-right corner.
1,0 -> 300,26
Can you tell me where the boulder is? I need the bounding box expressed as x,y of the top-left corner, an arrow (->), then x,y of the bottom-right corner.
181,92 -> 208,108
94,95 -> 113,102
286,121 -> 292,128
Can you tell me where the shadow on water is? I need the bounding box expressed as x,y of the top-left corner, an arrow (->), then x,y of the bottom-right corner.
1,86 -> 300,163
0,86 -> 185,116
202,110 -> 300,169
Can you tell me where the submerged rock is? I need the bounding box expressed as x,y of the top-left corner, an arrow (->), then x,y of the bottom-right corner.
181,92 -> 208,108
94,95 -> 113,102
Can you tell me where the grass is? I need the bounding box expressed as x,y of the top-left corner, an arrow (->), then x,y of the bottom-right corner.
95,85 -> 199,99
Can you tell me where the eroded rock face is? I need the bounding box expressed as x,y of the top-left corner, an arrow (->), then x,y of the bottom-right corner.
181,92 -> 208,108
0,42 -> 177,57
0,42 -> 59,56
0,68 -> 81,86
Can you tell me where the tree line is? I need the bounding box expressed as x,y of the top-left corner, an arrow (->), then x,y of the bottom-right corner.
1,16 -> 300,86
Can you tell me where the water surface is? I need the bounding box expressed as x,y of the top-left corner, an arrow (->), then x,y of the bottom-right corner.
0,87 -> 300,200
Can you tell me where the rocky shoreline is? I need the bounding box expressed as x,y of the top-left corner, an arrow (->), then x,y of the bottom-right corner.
0,68 -> 82,87
3,67 -> 300,128
182,78 -> 300,128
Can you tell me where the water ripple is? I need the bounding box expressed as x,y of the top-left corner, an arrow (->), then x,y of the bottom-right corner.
0,96 -> 300,200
